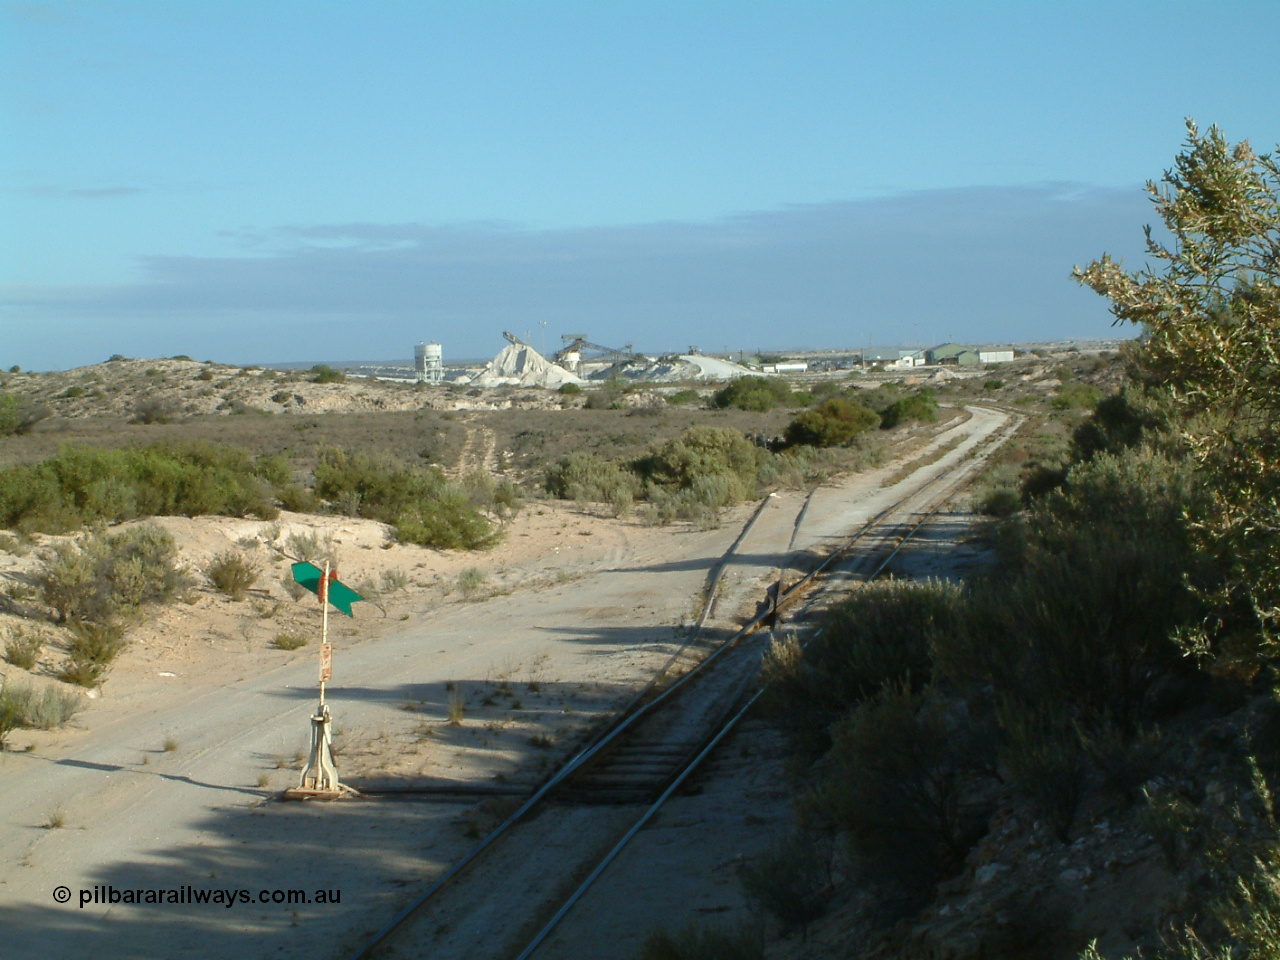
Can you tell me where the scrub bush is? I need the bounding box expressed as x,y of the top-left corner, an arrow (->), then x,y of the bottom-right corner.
711,376 -> 794,412
313,448 -> 495,549
205,551 -> 260,600
3,629 -> 42,670
637,925 -> 763,960
310,364 -> 345,383
818,683 -> 993,914
738,835 -> 830,939
0,442 -> 284,533
762,579 -> 961,757
783,398 -> 880,448
878,389 -> 938,428
37,524 -> 188,624
632,426 -> 763,500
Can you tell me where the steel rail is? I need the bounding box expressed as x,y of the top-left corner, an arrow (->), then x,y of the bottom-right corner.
510,411 -> 1020,958
345,407 -> 1015,960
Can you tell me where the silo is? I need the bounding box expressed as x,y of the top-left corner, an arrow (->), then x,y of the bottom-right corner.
414,343 -> 428,382
423,342 -> 443,384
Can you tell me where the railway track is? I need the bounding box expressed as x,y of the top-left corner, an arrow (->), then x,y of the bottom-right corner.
348,406 -> 1021,960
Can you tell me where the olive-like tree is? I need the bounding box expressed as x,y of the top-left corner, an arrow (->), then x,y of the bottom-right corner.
1074,120 -> 1280,673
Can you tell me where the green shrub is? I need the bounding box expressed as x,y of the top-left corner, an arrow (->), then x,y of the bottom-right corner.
310,364 -> 345,383
205,551 -> 259,600
1071,389 -> 1163,461
277,483 -> 319,513
762,579 -> 961,756
3,629 -> 42,670
819,683 -> 992,913
395,492 -> 496,549
997,699 -> 1086,841
0,692 -> 18,749
1052,381 -> 1103,410
0,680 -> 85,745
783,398 -> 879,448
665,389 -> 702,405
976,486 -> 1021,517
314,448 -> 495,549
936,449 -> 1202,806
57,620 -> 126,687
544,452 -> 639,503
711,376 -> 793,411
0,441 -> 284,533
271,633 -> 307,650
557,382 -> 582,395
131,397 -> 177,424
36,524 -> 188,624
0,393 -> 50,436
738,835 -> 830,939
878,390 -> 939,428
984,379 -> 1005,390
637,925 -> 763,960
633,426 -> 763,500
59,386 -> 85,399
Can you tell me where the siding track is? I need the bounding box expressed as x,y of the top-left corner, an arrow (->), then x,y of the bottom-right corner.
347,406 -> 1021,960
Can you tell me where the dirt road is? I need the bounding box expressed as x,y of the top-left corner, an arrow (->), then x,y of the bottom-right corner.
0,406 -> 1010,960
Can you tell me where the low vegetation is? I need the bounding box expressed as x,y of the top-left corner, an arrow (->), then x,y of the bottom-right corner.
782,397 -> 879,448
0,680 -> 85,748
711,376 -> 796,412
637,925 -> 763,960
33,525 -> 188,687
753,122 -> 1280,957
204,550 -> 260,600
3,628 -> 42,670
545,424 -> 879,526
271,633 -> 307,650
0,393 -> 50,437
0,441 -> 286,533
313,448 -> 497,549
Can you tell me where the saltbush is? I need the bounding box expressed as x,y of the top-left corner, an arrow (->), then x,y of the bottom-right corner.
205,550 -> 260,600
0,393 -> 50,436
711,376 -> 793,412
3,629 -> 42,670
818,683 -> 993,913
783,398 -> 879,448
0,681 -> 85,741
878,389 -> 939,429
37,524 -> 188,625
762,579 -> 961,756
313,448 -> 495,549
544,452 -> 639,503
0,442 -> 283,533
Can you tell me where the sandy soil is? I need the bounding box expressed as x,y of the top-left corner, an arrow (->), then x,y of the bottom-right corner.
0,406 -> 1012,960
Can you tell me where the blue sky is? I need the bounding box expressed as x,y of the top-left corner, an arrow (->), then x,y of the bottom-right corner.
3,1 -> 1278,369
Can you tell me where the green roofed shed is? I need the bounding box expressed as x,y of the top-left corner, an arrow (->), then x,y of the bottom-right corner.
926,343 -> 981,366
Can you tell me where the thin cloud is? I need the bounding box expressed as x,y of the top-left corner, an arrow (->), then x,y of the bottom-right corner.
3,183 -> 1155,367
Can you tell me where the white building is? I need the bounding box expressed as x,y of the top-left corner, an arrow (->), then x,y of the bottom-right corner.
978,350 -> 1015,364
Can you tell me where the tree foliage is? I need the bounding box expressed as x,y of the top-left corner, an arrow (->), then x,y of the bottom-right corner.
1074,120 -> 1280,671
784,398 -> 880,448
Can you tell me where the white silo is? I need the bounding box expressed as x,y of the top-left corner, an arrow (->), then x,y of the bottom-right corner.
423,342 -> 443,384
414,343 -> 428,382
